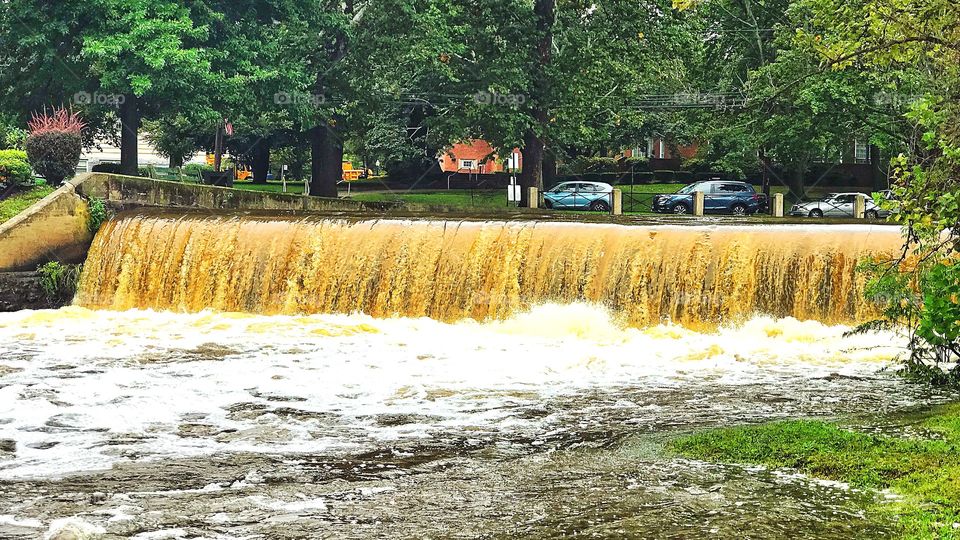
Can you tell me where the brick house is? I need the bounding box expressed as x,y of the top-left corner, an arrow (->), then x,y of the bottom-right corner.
439,140 -> 522,174
621,137 -> 700,170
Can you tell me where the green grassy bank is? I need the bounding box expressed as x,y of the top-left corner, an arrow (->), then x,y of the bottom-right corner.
0,185 -> 54,224
671,403 -> 960,538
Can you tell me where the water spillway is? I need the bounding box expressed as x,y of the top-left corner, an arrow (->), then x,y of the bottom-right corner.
75,212 -> 901,328
4,211 -> 936,538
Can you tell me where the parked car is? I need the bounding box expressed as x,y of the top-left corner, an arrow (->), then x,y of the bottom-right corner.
652,180 -> 767,215
543,181 -> 614,212
789,192 -> 887,219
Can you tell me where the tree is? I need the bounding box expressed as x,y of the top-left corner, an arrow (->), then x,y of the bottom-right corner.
81,0 -> 214,176
801,0 -> 960,383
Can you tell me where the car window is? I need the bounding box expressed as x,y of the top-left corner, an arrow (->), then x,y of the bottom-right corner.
677,183 -> 702,194
718,183 -> 751,193
556,183 -> 576,192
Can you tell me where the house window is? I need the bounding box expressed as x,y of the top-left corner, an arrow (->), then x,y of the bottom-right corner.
658,141 -> 666,159
854,141 -> 869,163
459,159 -> 475,170
646,138 -> 655,158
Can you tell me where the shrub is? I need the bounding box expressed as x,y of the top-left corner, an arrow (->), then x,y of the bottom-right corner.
36,261 -> 82,304
91,162 -> 128,175
87,197 -> 109,233
1,127 -> 27,151
0,149 -> 32,188
182,163 -> 215,178
623,156 -> 650,171
25,108 -> 85,186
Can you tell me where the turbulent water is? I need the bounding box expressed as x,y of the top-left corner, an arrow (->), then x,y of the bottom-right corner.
0,216 -> 939,538
76,213 -> 902,328
0,305 -> 951,538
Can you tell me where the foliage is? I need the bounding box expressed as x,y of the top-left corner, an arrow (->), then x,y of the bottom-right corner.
0,186 -> 53,223
671,403 -> 960,537
182,163 -> 214,178
87,197 -> 108,233
24,108 -> 85,186
36,261 -> 82,303
142,114 -> 211,168
91,162 -> 132,175
0,115 -> 27,150
0,149 -> 32,188
799,0 -> 960,383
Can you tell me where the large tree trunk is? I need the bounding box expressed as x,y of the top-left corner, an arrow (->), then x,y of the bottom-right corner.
519,0 -> 555,206
252,138 -> 271,184
520,130 -> 544,206
119,94 -> 140,176
309,124 -> 342,198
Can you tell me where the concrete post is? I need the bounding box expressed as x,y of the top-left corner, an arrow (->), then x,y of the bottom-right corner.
527,187 -> 538,209
612,189 -> 622,216
772,193 -> 784,217
693,191 -> 705,216
854,193 -> 866,219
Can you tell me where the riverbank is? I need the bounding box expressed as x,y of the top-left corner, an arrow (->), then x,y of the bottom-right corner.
671,403 -> 960,538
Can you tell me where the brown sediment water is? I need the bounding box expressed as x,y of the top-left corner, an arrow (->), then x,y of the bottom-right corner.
75,211 -> 902,328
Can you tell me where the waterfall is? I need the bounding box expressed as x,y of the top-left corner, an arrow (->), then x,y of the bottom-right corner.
75,211 -> 901,328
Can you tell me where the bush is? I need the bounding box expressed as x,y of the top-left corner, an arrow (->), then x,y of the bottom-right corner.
182,163 -> 215,178
91,162 -> 128,175
2,127 -> 26,151
0,149 -> 32,188
87,197 -> 109,233
36,261 -> 82,304
623,156 -> 650,171
25,108 -> 85,186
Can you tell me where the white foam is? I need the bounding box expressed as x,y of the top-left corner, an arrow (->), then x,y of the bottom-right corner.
0,305 -> 906,480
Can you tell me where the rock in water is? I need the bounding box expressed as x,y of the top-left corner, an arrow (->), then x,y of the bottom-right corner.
0,438 -> 14,458
43,518 -> 105,540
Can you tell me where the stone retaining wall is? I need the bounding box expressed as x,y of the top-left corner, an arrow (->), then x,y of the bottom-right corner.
0,272 -> 61,311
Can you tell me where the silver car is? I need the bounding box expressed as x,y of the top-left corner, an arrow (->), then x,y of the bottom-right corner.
790,192 -> 887,219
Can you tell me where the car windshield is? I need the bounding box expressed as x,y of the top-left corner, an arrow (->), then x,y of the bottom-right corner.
676,183 -> 702,194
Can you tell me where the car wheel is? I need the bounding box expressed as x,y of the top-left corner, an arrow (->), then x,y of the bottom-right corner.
590,200 -> 610,212
731,203 -> 747,216
672,203 -> 690,215
866,210 -> 879,220
808,209 -> 824,218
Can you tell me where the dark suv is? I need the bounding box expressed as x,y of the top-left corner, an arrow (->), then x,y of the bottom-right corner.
652,181 -> 767,215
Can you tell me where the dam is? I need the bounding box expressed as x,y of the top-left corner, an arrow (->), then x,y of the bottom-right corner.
76,211 -> 901,328
0,212 -> 941,539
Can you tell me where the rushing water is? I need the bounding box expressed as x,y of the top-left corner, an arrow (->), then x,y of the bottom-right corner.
0,305 -> 951,538
77,214 -> 902,328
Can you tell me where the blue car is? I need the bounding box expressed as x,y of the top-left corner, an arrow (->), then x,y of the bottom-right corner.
652,180 -> 767,215
543,181 -> 614,212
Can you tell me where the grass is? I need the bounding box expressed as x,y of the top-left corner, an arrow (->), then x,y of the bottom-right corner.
671,403 -> 960,538
0,185 -> 55,224
350,189 -> 512,209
